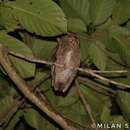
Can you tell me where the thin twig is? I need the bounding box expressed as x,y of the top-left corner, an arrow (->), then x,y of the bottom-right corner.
8,50 -> 130,89
90,70 -> 127,74
9,50 -> 127,74
9,50 -> 62,67
75,80 -> 98,130
78,68 -> 130,89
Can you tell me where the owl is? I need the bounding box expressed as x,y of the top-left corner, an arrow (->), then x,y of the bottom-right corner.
51,34 -> 80,92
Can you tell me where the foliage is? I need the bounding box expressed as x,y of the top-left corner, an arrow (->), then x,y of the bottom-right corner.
0,0 -> 130,130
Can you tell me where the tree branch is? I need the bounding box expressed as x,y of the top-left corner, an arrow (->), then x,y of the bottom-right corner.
9,50 -> 130,89
9,50 -> 127,74
88,70 -> 127,74
0,44 -> 78,130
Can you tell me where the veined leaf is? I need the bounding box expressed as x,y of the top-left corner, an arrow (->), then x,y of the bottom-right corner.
67,18 -> 87,33
80,84 -> 111,121
0,32 -> 35,78
4,0 -> 67,36
106,53 -> 125,71
80,37 -> 91,64
96,17 -> 113,29
112,0 -> 130,25
39,117 -> 57,130
127,21 -> 130,30
89,0 -> 116,26
0,94 -> 22,130
109,116 -> 127,130
0,77 -> 10,97
0,95 -> 14,115
100,106 -> 111,123
109,25 -> 130,36
117,90 -> 130,122
24,108 -> 39,129
5,110 -> 23,130
59,101 -> 88,128
32,38 -> 57,61
56,87 -> 78,108
88,41 -> 107,70
60,0 -> 90,25
110,35 -> 130,66
0,6 -> 20,31
108,25 -> 130,65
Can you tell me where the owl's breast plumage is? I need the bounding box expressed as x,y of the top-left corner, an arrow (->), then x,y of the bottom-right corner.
52,35 -> 80,92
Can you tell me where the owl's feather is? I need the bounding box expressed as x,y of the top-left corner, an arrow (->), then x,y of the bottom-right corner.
52,34 -> 80,92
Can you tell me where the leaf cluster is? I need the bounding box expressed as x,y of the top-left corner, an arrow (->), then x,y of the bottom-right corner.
0,0 -> 130,130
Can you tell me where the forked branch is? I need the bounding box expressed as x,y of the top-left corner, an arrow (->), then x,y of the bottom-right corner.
0,44 -> 78,130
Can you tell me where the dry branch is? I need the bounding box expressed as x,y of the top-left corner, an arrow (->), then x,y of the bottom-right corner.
0,44 -> 78,130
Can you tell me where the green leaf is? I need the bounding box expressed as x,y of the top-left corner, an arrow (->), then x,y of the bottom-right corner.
96,17 -> 113,29
0,77 -> 10,97
88,41 -> 107,70
0,31 -> 35,78
32,38 -> 57,60
100,106 -> 111,123
106,53 -> 124,71
89,0 -> 116,25
109,25 -> 130,36
80,84 -> 111,121
110,35 -> 130,65
0,6 -> 20,31
60,0 -> 90,25
80,37 -> 91,63
24,108 -> 39,129
109,116 -> 127,130
67,18 -> 87,33
5,110 -> 23,130
56,87 -> 79,107
58,100 -> 89,129
108,26 -> 130,65
112,0 -> 130,25
4,0 -> 67,36
40,79 -> 58,105
116,90 -> 130,122
24,107 -> 57,130
39,115 -> 57,130
42,80 -> 79,108
0,95 -> 14,116
41,80 -> 88,128
127,21 -> 130,30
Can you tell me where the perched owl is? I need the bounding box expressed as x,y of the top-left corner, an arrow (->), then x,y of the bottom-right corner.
51,34 -> 80,92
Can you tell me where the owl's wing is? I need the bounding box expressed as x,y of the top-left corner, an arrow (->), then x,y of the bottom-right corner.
51,35 -> 80,92
62,70 -> 77,92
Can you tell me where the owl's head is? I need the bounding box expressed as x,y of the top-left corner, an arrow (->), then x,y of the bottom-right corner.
60,34 -> 80,47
